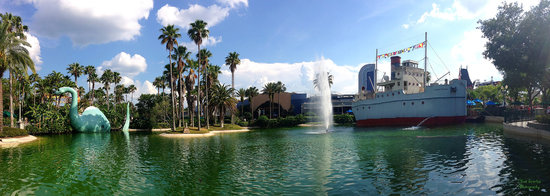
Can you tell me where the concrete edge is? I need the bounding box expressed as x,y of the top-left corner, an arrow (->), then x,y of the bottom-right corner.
0,135 -> 38,148
485,116 -> 504,123
128,128 -> 171,132
503,123 -> 550,141
159,128 -> 251,138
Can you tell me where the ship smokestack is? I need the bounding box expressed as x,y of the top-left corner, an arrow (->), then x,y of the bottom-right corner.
391,56 -> 401,80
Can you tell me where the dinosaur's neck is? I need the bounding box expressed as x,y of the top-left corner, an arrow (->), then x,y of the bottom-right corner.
66,88 -> 79,120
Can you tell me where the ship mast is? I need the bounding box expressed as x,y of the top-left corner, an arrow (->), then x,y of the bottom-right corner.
375,49 -> 378,93
423,32 -> 427,88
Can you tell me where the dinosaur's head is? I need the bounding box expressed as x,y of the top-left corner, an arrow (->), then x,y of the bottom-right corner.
54,87 -> 73,95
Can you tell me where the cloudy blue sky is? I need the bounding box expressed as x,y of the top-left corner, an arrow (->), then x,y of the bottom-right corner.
1,0 -> 541,99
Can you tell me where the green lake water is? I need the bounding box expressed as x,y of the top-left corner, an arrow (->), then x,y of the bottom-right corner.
1,123 -> 549,195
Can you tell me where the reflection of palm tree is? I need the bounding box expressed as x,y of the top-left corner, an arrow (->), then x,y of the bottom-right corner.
188,20 -> 209,130
211,84 -> 236,128
262,82 -> 278,119
159,24 -> 181,131
313,72 -> 333,90
246,87 -> 259,121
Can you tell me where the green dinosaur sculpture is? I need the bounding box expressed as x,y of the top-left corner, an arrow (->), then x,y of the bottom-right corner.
54,87 -> 129,133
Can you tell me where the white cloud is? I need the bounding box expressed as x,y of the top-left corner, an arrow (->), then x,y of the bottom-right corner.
99,52 -> 147,77
23,32 -> 42,70
450,29 -> 502,82
218,58 -> 365,94
416,0 -> 541,24
156,4 -> 230,30
181,36 -> 222,52
26,0 -> 153,46
401,24 -> 409,29
217,0 -> 248,8
114,78 -> 157,102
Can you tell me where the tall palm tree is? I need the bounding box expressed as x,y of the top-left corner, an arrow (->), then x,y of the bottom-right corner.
225,51 -> 240,123
236,88 -> 246,116
262,82 -> 278,119
211,84 -> 236,128
67,62 -> 83,86
100,69 -> 113,110
0,16 -> 35,131
84,65 -> 96,104
246,86 -> 259,121
188,20 -> 209,130
198,49 -> 212,127
276,81 -> 286,118
113,71 -> 121,90
173,45 -> 191,127
153,76 -> 163,95
128,84 -> 137,103
159,24 -> 181,131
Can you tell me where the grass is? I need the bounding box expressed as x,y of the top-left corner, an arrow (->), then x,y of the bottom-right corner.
0,127 -> 29,138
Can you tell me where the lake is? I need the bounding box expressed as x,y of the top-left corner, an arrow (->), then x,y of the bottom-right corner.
1,123 -> 549,195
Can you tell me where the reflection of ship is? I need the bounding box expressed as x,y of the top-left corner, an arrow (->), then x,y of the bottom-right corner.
352,38 -> 467,127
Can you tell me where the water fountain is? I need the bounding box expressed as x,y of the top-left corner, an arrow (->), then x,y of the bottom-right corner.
313,60 -> 333,132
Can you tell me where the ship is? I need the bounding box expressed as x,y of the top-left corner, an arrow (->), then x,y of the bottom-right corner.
352,35 -> 467,127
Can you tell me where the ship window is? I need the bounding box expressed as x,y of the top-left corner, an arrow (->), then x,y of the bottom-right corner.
398,82 -> 400,86
422,101 -> 425,104
404,81 -> 407,86
403,102 -> 405,106
398,92 -> 400,94
411,102 -> 414,105
387,94 -> 389,96
397,72 -> 400,76
368,106 -> 370,109
362,107 -> 364,110
392,93 -> 394,96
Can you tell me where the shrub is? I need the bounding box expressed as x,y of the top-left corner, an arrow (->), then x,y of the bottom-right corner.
334,114 -> 355,124
237,121 -> 248,127
536,115 -> 550,124
0,127 -> 29,138
254,115 -> 270,128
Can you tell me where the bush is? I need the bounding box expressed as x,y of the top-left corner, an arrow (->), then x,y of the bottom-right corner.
334,114 -> 355,124
237,121 -> 248,127
536,115 -> 550,124
253,115 -> 305,128
254,115 -> 270,128
0,127 -> 29,138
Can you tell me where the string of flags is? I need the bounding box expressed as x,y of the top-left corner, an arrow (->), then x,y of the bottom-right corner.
377,41 -> 426,59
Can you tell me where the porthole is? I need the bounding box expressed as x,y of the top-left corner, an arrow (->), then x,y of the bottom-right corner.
392,93 -> 394,96
368,106 -> 371,109
362,107 -> 364,109
398,92 -> 400,94
403,102 -> 406,106
422,101 -> 425,104
411,102 -> 414,105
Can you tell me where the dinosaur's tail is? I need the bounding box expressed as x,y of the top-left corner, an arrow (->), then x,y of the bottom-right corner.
122,102 -> 130,132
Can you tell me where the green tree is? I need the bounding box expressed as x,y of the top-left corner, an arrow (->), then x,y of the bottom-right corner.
478,0 -> 550,107
225,51 -> 240,123
67,62 -> 83,87
128,84 -> 137,103
188,20 -> 209,131
197,49 -> 212,127
172,45 -> 191,127
0,14 -> 35,131
159,24 -> 181,131
236,88 -> 246,116
276,81 -> 286,118
262,82 -> 278,119
211,83 -> 236,128
246,87 -> 259,121
100,69 -> 113,111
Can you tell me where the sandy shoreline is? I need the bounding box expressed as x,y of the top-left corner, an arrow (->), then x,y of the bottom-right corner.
159,128 -> 251,138
0,135 -> 38,148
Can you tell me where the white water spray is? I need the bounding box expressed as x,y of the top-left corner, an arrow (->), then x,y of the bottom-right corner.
314,60 -> 333,131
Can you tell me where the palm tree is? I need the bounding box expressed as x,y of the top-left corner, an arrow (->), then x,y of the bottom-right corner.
236,88 -> 246,116
188,20 -> 209,130
0,16 -> 35,131
262,82 -> 278,119
185,67 -> 198,127
313,72 -> 334,90
159,24 -> 181,131
276,81 -> 286,118
128,84 -> 137,103
211,84 -> 236,128
100,69 -> 113,110
153,76 -> 163,95
225,51 -> 240,123
67,62 -> 83,86
198,49 -> 212,127
173,45 -> 191,127
84,65 -> 97,104
246,87 -> 259,121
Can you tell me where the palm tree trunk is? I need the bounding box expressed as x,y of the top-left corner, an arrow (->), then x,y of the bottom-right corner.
231,71 -> 235,124
205,66 -> 209,129
197,45 -> 201,131
179,76 -> 185,127
220,108 -> 224,128
0,70 -> 4,133
9,71 -> 14,127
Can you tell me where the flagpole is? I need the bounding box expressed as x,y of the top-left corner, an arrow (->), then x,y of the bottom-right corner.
375,49 -> 378,93
423,32 -> 427,88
